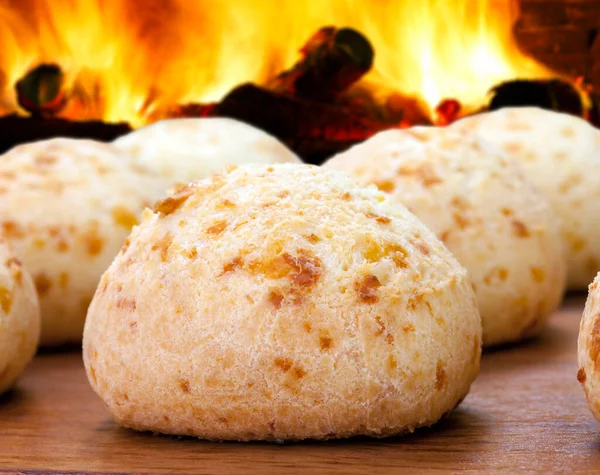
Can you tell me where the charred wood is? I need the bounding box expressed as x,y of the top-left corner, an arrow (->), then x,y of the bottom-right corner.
211,83 -> 394,164
487,79 -> 585,117
267,27 -> 374,102
16,64 -> 67,117
0,115 -> 131,154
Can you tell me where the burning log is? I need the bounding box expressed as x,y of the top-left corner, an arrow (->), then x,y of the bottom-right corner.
0,26 -> 483,162
267,27 -> 374,102
334,89 -> 431,127
154,26 -> 402,163
487,79 -> 585,118
211,83 -> 393,164
152,102 -> 217,121
0,114 -> 131,155
16,64 -> 66,117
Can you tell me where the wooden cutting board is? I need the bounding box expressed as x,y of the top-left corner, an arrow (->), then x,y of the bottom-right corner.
1,295 -> 599,474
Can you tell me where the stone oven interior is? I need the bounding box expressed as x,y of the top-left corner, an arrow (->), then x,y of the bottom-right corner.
515,0 -> 600,87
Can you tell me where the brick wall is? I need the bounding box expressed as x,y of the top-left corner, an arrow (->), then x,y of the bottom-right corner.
514,0 -> 600,85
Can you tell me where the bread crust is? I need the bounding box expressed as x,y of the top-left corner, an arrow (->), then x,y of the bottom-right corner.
454,107 -> 600,290
0,240 -> 40,394
578,273 -> 600,422
83,164 -> 481,441
113,118 -> 301,185
0,138 -> 165,347
324,126 -> 566,346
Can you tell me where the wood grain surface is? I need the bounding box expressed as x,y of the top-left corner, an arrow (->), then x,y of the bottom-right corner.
0,295 -> 599,474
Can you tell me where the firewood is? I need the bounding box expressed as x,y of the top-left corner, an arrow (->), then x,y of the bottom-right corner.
16,64 -> 66,117
267,27 -> 374,102
487,79 -> 585,117
212,83 -> 393,164
0,115 -> 131,154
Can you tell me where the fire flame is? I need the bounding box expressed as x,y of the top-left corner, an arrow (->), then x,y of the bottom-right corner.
0,0 -> 553,126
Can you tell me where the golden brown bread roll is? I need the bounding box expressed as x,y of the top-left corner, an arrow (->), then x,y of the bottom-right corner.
0,240 -> 40,394
324,126 -> 566,346
113,118 -> 302,186
0,138 -> 165,347
578,273 -> 600,423
454,107 -> 600,290
84,163 -> 481,441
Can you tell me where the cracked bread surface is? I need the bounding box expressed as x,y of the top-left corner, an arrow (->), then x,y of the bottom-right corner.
454,107 -> 600,290
83,163 -> 481,441
0,240 -> 40,394
0,138 -> 166,347
324,126 -> 566,346
113,117 -> 302,186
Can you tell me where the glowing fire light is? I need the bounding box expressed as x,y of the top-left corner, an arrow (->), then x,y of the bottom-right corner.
0,0 -> 554,126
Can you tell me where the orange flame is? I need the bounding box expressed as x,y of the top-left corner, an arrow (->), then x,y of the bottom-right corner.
0,0 -> 554,126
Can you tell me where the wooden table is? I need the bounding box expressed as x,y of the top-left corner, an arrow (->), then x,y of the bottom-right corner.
1,296 -> 599,474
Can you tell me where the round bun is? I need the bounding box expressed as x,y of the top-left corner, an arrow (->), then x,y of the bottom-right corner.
453,107 -> 600,289
578,273 -> 600,422
83,163 -> 481,441
0,240 -> 40,394
324,126 -> 566,346
0,138 -> 165,347
112,118 -> 302,185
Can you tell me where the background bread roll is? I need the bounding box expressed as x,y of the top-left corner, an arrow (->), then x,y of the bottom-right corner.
453,107 -> 600,289
113,118 -> 302,185
578,272 -> 600,423
324,127 -> 566,346
83,164 -> 481,441
0,240 -> 40,394
0,138 -> 165,347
